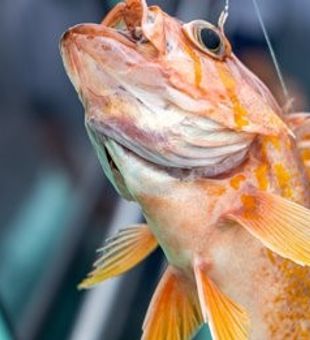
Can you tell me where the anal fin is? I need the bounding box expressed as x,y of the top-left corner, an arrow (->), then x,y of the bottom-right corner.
142,266 -> 203,340
79,224 -> 158,289
194,263 -> 250,340
227,191 -> 310,266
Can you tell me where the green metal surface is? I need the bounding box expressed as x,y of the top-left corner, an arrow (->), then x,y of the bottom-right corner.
0,168 -> 74,323
0,307 -> 13,340
195,325 -> 212,340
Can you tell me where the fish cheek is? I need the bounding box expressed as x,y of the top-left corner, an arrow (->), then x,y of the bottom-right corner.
136,193 -> 195,266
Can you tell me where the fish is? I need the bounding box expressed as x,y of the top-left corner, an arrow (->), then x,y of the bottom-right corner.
60,0 -> 310,339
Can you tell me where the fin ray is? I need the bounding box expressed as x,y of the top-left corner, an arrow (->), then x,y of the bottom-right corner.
79,224 -> 158,289
142,266 -> 203,340
194,264 -> 250,340
227,191 -> 310,266
286,112 -> 310,177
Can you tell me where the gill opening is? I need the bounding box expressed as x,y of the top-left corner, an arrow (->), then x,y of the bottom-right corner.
251,0 -> 291,111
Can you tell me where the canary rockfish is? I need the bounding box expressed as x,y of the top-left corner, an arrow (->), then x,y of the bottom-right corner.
60,0 -> 310,339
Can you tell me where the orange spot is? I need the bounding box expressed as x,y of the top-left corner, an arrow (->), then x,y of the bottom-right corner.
241,194 -> 257,217
213,186 -> 227,196
203,183 -> 226,196
232,100 -> 249,129
274,163 -> 292,198
264,248 -> 310,338
183,43 -> 202,87
230,174 -> 246,190
216,63 -> 249,129
301,149 -> 310,162
265,136 -> 281,151
260,140 -> 268,163
266,249 -> 276,265
255,164 -> 268,190
303,133 -> 310,141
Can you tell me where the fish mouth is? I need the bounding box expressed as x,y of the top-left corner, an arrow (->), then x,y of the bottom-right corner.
86,127 -> 135,200
89,123 -> 250,187
104,143 -> 119,175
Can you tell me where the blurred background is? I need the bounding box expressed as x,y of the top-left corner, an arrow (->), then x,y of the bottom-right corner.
0,0 -> 309,339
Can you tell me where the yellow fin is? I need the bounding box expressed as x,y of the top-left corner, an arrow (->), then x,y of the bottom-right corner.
227,191 -> 310,266
142,266 -> 203,340
285,112 -> 310,132
285,113 -> 310,175
194,264 -> 250,340
79,224 -> 158,289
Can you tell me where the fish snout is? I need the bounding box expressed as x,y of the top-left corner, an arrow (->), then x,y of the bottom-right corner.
60,21 -> 135,110
60,24 -> 97,93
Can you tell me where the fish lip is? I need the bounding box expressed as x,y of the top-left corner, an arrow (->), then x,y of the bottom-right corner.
59,22 -> 140,96
60,23 -> 136,50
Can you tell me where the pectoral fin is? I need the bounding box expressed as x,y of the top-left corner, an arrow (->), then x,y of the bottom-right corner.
79,225 -> 158,289
194,263 -> 250,340
286,112 -> 310,177
284,112 -> 310,132
227,191 -> 310,266
142,266 -> 203,340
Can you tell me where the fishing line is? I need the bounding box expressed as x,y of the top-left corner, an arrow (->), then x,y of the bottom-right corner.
251,0 -> 290,104
219,0 -> 230,28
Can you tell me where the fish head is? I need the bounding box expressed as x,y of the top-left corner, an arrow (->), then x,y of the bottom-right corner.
60,0 -> 290,201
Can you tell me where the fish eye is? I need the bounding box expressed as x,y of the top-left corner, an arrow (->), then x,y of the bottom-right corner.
199,27 -> 221,52
183,20 -> 229,59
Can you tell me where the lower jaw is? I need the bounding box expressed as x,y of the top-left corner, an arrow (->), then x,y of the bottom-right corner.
88,123 -> 249,191
103,136 -> 249,186
164,149 -> 248,179
86,114 -> 251,180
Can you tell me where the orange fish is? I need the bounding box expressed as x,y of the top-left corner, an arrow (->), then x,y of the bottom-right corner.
60,1 -> 310,339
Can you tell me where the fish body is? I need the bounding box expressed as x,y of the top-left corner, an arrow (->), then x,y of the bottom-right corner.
60,1 -> 310,339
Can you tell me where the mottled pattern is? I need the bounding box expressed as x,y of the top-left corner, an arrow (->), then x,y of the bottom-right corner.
263,250 -> 310,339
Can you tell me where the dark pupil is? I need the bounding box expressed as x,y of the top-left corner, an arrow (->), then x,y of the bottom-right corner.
200,28 -> 221,51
